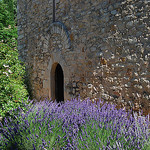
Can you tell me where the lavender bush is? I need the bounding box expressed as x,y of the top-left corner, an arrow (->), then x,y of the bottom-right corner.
0,98 -> 150,150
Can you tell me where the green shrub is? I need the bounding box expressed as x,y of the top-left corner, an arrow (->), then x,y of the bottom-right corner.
0,26 -> 17,44
0,0 -> 29,120
0,42 -> 29,119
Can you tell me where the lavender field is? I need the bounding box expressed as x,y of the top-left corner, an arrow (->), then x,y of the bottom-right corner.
0,98 -> 150,150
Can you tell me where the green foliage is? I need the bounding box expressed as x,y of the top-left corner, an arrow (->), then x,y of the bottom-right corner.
0,42 -> 29,118
3,0 -> 14,14
0,0 -> 29,119
0,0 -> 17,43
2,0 -> 16,25
0,26 -> 17,44
13,0 -> 17,22
0,0 -> 17,30
0,1 -> 13,29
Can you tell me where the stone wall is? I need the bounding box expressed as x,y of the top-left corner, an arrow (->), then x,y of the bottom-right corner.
18,0 -> 150,116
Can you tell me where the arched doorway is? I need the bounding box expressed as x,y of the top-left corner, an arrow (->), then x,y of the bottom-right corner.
54,63 -> 64,103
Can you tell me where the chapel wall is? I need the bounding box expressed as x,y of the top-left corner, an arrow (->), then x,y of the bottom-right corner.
18,0 -> 150,115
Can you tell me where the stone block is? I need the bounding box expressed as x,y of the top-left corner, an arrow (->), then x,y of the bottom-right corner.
43,80 -> 49,89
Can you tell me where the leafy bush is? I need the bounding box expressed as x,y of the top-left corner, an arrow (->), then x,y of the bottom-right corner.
0,0 -> 29,120
0,26 -> 17,44
0,1 -> 13,30
0,42 -> 29,119
0,98 -> 149,150
0,0 -> 17,44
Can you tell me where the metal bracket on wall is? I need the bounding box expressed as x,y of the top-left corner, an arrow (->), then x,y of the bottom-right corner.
53,0 -> 55,22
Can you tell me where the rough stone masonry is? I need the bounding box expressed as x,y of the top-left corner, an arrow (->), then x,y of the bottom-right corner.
17,0 -> 150,116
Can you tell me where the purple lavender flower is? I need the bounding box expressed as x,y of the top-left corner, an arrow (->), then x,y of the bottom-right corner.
33,144 -> 36,150
85,143 -> 89,149
35,134 -> 39,138
42,138 -> 47,146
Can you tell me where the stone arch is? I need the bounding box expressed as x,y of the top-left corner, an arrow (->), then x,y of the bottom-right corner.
51,62 -> 64,103
49,21 -> 71,52
46,21 -> 71,101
